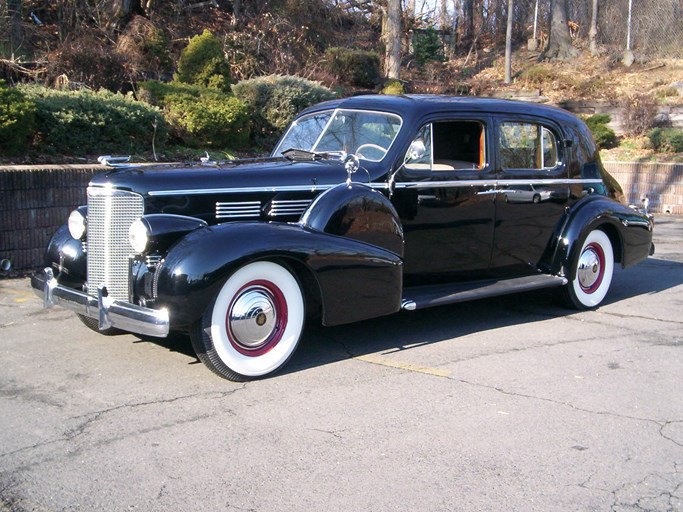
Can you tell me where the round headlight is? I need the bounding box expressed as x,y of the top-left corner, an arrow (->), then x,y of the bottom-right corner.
129,218 -> 149,254
68,209 -> 87,240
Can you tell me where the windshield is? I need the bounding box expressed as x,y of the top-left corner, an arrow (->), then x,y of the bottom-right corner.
273,109 -> 403,162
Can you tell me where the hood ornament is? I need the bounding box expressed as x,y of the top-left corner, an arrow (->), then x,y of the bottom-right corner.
344,153 -> 360,185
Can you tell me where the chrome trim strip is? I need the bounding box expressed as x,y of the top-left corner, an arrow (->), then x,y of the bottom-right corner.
394,178 -> 603,189
151,185 -> 333,196
32,268 -> 169,338
150,178 -> 602,196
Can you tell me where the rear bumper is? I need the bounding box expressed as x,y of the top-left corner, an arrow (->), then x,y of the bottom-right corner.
31,267 -> 169,338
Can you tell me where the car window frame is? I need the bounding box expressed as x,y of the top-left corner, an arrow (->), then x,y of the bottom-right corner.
493,115 -> 566,176
399,113 -> 495,177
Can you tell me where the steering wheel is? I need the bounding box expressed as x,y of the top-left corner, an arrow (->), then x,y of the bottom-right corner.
355,143 -> 388,160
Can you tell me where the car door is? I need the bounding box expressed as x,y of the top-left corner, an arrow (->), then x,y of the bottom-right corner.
491,117 -> 571,277
391,115 -> 497,287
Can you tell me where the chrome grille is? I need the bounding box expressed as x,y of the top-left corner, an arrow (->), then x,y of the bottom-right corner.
268,199 -> 312,218
216,201 -> 261,219
87,187 -> 144,301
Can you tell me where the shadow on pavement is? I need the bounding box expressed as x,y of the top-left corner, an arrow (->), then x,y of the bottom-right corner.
131,257 -> 683,378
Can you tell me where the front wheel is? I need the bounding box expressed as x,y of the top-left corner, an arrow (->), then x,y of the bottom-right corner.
561,229 -> 614,310
190,261 -> 305,381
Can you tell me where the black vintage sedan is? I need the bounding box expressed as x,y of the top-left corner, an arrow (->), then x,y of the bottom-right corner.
32,95 -> 654,381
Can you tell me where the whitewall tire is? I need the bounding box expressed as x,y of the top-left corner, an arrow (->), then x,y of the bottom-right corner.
190,261 -> 305,381
562,229 -> 614,310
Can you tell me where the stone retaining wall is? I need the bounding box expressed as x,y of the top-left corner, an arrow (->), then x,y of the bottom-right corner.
603,161 -> 683,214
1,165 -> 103,273
0,162 -> 681,273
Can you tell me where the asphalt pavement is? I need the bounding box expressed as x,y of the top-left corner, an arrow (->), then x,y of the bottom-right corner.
1,216 -> 682,511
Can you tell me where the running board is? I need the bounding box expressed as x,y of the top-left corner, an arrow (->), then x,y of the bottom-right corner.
401,274 -> 568,311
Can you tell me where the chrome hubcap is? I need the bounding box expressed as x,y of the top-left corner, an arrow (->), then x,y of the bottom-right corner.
577,244 -> 603,293
228,286 -> 278,350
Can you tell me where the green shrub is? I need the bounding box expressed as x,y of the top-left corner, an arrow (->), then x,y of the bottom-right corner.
381,79 -> 404,95
19,85 -> 167,155
137,80 -> 203,106
165,94 -> 250,149
175,30 -> 231,92
0,80 -> 36,155
648,128 -> 683,153
585,114 -> 618,149
324,47 -> 381,88
138,80 -> 248,148
232,75 -> 335,144
413,28 -> 445,66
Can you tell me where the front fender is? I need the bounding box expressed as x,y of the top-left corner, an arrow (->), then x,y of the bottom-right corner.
302,183 -> 404,257
548,195 -> 653,278
44,224 -> 87,289
155,222 -> 403,329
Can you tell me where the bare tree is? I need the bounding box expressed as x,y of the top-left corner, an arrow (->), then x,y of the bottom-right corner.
7,0 -> 23,57
504,0 -> 513,83
543,0 -> 579,60
589,0 -> 598,55
384,0 -> 401,79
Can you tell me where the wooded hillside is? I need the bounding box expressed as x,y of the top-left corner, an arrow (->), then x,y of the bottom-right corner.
1,0 -> 682,162
2,0 -> 681,92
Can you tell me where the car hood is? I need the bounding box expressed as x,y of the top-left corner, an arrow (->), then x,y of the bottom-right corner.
89,157 -> 368,196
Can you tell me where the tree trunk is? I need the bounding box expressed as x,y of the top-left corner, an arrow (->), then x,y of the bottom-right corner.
7,0 -> 23,57
542,0 -> 579,60
504,0 -> 514,84
232,0 -> 241,27
462,0 -> 474,46
439,0 -> 449,31
405,0 -> 415,19
589,0 -> 598,55
384,0 -> 401,79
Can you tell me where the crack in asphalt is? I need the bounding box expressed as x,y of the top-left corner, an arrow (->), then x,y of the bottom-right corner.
309,427 -> 345,439
608,468 -> 683,512
326,336 -> 683,452
597,310 -> 683,326
0,385 -> 247,469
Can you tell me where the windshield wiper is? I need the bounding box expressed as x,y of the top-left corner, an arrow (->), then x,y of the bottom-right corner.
282,148 -> 341,162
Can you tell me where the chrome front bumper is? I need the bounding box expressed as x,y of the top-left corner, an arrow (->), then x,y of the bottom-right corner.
31,267 -> 169,338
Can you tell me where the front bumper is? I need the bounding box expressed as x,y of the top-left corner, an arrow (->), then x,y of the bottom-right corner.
31,267 -> 169,338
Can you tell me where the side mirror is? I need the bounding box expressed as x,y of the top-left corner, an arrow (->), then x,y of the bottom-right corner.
405,140 -> 426,163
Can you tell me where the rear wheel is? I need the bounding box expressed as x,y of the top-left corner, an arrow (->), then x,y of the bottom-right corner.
190,261 -> 305,381
561,229 -> 614,310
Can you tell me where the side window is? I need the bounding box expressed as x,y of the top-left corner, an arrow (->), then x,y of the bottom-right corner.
499,122 -> 559,170
404,120 -> 486,172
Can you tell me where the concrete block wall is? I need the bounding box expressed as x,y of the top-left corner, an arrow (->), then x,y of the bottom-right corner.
603,161 -> 683,214
0,162 -> 681,273
0,165 -> 103,273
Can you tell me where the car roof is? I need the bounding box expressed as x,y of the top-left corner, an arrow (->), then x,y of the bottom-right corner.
300,94 -> 579,126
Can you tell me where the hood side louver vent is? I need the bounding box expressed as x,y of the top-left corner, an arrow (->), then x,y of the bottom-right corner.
216,201 -> 261,220
268,199 -> 313,218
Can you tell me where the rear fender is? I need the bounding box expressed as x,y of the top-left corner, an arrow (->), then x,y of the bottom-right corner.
548,195 -> 653,279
